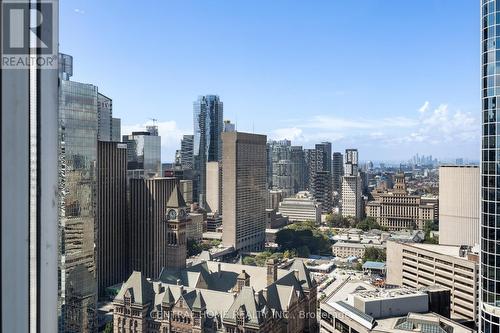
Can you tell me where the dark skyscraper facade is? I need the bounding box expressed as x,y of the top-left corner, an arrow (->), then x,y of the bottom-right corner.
305,143 -> 333,213
332,152 -> 344,193
129,178 -> 178,278
315,142 -> 332,174
96,141 -> 128,297
291,146 -> 306,193
481,1 -> 500,331
193,95 -> 223,206
180,134 -> 194,170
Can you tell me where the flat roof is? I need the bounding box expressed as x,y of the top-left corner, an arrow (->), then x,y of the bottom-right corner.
354,288 -> 426,301
362,261 -> 386,270
203,232 -> 223,240
407,243 -> 468,259
325,278 -> 377,305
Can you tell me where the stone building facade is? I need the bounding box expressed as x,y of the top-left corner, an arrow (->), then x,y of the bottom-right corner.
365,173 -> 438,231
112,259 -> 317,333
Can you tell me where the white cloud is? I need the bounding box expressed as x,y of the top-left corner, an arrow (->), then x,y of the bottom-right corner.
410,103 -> 477,143
74,8 -> 85,15
271,127 -> 304,141
122,120 -> 189,161
418,101 -> 430,113
271,102 -> 479,153
302,115 -> 418,131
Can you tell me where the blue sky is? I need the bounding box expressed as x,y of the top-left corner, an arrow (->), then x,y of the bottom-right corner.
60,0 -> 479,162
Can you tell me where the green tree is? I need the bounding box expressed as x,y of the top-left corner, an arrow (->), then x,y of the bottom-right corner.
210,239 -> 221,247
363,247 -> 386,262
275,222 -> 332,256
325,213 -> 351,228
200,243 -> 211,251
423,220 -> 439,244
296,245 -> 311,258
242,256 -> 256,266
356,217 -> 383,231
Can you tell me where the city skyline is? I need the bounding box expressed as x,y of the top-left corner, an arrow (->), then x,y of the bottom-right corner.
0,1 -> 489,333
59,0 -> 479,161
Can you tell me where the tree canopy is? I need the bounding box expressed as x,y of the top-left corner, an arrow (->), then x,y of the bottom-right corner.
363,247 -> 386,262
275,221 -> 331,256
356,217 -> 387,231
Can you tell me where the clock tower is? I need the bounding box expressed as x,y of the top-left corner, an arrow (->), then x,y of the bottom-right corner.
165,184 -> 188,271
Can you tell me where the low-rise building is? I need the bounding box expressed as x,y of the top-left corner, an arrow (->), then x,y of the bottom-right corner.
386,241 -> 479,322
205,212 -> 222,232
278,191 -> 321,224
320,286 -> 473,333
332,242 -> 385,259
265,208 -> 289,229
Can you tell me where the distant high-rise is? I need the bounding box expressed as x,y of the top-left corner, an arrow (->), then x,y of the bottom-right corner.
223,119 -> 236,132
290,146 -> 306,193
222,132 -> 267,251
332,152 -> 344,193
206,161 -> 223,214
344,149 -> 358,176
341,174 -> 362,219
97,93 -> 112,141
129,178 -> 178,278
111,117 -> 121,142
481,1 -> 500,328
1,4 -> 59,330
96,141 -> 128,297
341,149 -> 362,219
315,142 -> 332,174
439,166 -> 480,247
305,143 -> 333,213
122,127 -> 161,178
180,134 -> 194,170
193,95 -> 224,206
311,171 -> 333,213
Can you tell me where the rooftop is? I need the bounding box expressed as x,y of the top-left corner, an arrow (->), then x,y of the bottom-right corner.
406,243 -> 477,260
325,277 -> 377,305
362,261 -> 386,270
354,287 -> 425,301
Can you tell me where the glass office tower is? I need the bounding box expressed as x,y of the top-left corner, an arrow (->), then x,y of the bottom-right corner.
122,128 -> 161,178
482,1 -> 500,332
193,95 -> 223,206
58,54 -> 98,332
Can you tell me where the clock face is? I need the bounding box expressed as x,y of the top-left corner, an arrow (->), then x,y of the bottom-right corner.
167,209 -> 177,220
179,209 -> 186,219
